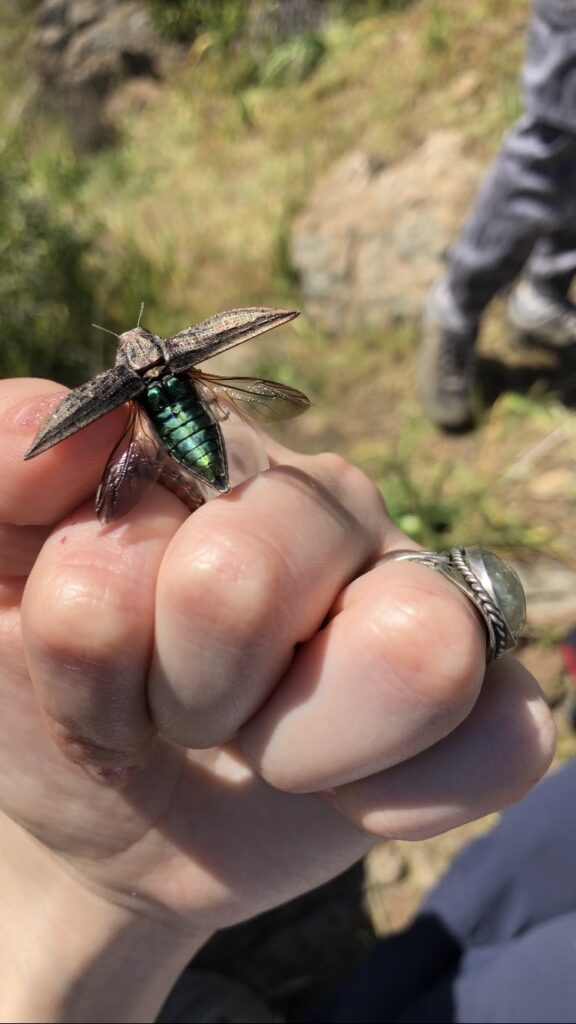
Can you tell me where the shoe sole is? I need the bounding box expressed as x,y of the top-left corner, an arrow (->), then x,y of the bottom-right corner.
508,322 -> 576,353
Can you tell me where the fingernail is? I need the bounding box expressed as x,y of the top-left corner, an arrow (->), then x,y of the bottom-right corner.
5,394 -> 65,433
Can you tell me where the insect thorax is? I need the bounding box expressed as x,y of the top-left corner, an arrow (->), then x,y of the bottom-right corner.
116,327 -> 165,376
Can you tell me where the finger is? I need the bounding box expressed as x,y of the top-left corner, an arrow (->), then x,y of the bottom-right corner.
149,453 -> 390,748
240,561 -> 487,792
0,378 -> 128,526
267,436 -> 410,553
21,486 -> 187,784
0,524 -> 51,577
324,657 -> 556,839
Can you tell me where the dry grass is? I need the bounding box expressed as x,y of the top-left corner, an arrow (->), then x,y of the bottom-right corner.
80,0 -> 527,321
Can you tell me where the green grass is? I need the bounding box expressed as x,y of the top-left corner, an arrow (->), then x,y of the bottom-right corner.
348,417 -> 558,556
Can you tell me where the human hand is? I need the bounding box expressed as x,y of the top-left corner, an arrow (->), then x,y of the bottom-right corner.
0,377 -> 555,1022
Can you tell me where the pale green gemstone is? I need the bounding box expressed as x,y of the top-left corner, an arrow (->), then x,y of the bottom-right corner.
465,547 -> 526,637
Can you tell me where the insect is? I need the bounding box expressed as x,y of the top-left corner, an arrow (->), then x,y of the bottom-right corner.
25,306 -> 310,522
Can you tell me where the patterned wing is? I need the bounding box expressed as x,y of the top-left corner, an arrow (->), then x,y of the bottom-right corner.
95,408 -> 163,523
25,365 -> 145,459
193,371 -> 311,423
96,408 -> 206,522
161,308 -> 299,372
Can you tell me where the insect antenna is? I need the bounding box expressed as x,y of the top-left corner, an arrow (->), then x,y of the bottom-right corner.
92,323 -> 120,339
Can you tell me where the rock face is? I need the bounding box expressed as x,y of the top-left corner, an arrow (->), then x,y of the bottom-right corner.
291,132 -> 483,334
35,0 -> 164,148
515,558 -> 576,627
34,0 -> 326,149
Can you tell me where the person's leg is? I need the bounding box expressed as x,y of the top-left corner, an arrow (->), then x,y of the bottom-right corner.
420,2 -> 576,428
446,119 -> 576,320
295,913 -> 460,1023
395,912 -> 576,1024
505,225 -> 576,348
503,4 -> 576,345
421,761 -> 576,947
420,118 -> 576,427
448,0 -> 576,317
526,229 -> 576,301
297,762 -> 576,1023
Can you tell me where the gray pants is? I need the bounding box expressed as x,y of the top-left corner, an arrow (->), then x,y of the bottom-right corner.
447,2 -> 576,318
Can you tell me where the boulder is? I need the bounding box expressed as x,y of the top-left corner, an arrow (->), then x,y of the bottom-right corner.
35,0 -> 165,148
291,131 -> 483,333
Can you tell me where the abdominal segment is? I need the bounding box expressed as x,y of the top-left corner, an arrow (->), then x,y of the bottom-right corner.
140,374 -> 228,491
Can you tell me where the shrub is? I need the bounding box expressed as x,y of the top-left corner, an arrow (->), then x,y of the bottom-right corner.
0,141 -> 105,384
146,0 -> 247,45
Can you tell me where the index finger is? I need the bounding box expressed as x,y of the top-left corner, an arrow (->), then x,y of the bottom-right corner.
0,378 -> 128,527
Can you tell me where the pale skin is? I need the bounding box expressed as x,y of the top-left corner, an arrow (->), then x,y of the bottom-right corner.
0,377 -> 556,1023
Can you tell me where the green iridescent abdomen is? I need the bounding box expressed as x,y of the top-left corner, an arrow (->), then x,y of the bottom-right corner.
140,375 -> 228,490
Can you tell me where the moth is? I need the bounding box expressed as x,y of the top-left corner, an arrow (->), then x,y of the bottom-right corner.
25,306 -> 310,522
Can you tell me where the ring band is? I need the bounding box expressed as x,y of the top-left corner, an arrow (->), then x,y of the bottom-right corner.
376,546 -> 526,662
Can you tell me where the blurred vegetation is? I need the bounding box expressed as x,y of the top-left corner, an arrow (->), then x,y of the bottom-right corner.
0,140 -> 96,382
0,126 -> 170,385
146,1 -> 419,47
0,3 -> 170,384
146,0 -> 420,88
146,0 -> 247,45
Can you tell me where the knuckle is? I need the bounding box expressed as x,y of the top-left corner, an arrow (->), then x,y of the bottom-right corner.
50,722 -> 149,785
162,529 -> 292,643
368,583 -> 484,714
51,720 -> 149,763
315,452 -> 384,505
25,565 -> 141,665
283,451 -> 388,538
312,451 -> 354,479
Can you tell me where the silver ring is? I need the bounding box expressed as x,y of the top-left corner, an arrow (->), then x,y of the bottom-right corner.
376,546 -> 526,662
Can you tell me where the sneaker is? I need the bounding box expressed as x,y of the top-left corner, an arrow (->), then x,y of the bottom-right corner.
507,279 -> 576,349
418,280 -> 479,429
